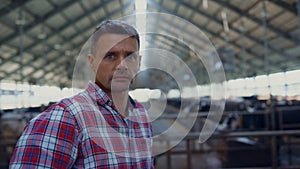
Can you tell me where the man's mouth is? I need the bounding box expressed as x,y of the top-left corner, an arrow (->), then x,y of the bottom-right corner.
112,76 -> 130,81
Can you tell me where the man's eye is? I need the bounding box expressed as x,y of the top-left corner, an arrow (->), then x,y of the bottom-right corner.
105,53 -> 115,59
127,53 -> 137,61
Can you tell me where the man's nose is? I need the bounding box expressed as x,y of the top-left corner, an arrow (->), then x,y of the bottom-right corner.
116,57 -> 128,70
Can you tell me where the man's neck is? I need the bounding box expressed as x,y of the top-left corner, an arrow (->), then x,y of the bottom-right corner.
94,81 -> 130,117
108,90 -> 129,117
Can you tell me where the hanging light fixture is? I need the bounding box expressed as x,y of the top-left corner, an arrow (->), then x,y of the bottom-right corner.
202,0 -> 208,9
221,11 -> 229,33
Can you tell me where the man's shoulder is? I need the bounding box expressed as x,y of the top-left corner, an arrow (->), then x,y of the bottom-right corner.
61,90 -> 92,104
56,91 -> 97,114
134,101 -> 145,109
37,91 -> 91,116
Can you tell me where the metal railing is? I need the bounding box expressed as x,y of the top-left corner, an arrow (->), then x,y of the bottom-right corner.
154,105 -> 300,169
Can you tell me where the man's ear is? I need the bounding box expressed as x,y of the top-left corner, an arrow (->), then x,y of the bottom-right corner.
88,54 -> 95,71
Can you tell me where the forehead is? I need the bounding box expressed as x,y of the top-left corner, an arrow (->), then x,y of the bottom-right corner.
96,33 -> 138,53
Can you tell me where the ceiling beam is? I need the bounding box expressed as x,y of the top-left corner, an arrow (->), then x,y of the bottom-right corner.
22,4 -> 78,47
174,0 -> 297,62
148,1 -> 272,77
0,0 -> 134,86
0,0 -> 31,17
157,19 -> 250,74
0,0 -> 129,80
268,0 -> 297,15
146,19 -> 248,77
0,0 -> 77,45
0,0 -> 115,65
211,0 -> 298,44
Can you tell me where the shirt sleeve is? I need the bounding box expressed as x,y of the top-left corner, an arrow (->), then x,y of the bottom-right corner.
9,104 -> 79,169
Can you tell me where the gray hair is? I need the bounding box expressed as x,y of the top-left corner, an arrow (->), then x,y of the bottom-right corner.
90,20 -> 140,55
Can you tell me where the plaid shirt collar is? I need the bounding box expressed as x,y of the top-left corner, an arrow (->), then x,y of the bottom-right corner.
86,81 -> 137,110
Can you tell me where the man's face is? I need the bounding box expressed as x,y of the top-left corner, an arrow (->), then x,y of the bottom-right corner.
89,33 -> 140,94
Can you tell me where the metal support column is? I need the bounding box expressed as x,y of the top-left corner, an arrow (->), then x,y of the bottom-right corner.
17,6 -> 25,109
222,11 -> 232,78
167,140 -> 171,169
17,6 -> 25,83
239,19 -> 247,77
186,139 -> 191,169
0,81 -> 2,110
284,71 -> 288,98
39,23 -> 47,79
262,1 -> 269,75
297,0 -> 300,44
270,98 -> 278,168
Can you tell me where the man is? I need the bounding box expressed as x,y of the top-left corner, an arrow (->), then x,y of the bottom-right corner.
10,20 -> 154,168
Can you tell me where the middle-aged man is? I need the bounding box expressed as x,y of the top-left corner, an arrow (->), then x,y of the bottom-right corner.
10,20 -> 154,168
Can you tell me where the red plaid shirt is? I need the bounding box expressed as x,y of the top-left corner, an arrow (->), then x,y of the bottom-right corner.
10,82 -> 154,168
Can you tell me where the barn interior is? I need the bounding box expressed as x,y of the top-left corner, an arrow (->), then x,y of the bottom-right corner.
1,0 -> 300,168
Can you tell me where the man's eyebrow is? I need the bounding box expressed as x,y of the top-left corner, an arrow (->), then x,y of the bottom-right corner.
105,51 -> 116,54
126,51 -> 136,55
107,49 -> 137,54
